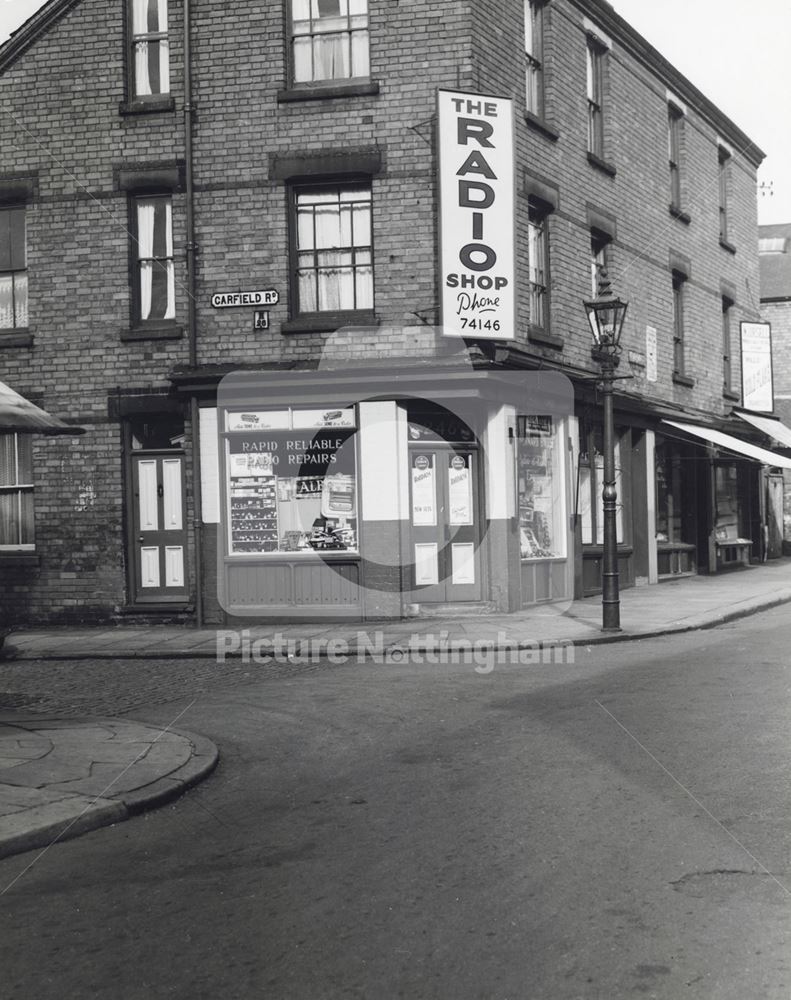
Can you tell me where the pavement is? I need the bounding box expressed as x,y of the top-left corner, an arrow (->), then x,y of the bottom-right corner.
1,558 -> 790,863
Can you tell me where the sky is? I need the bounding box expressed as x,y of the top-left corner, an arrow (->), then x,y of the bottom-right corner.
0,0 -> 789,225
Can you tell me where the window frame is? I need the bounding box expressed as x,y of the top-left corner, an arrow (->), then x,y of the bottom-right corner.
668,104 -> 683,212
590,228 -> 610,298
0,432 -> 34,551
127,0 -> 171,101
524,0 -> 545,118
288,179 -> 375,322
586,38 -> 605,159
129,192 -> 176,330
287,0 -> 371,89
0,204 -> 28,332
722,296 -> 733,394
578,419 -> 629,547
718,146 -> 731,245
672,270 -> 686,376
527,197 -> 551,337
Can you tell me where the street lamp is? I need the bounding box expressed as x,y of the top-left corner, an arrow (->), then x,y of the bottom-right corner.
584,273 -> 628,631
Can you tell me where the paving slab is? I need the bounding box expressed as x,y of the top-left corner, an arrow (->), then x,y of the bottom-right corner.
0,716 -> 218,861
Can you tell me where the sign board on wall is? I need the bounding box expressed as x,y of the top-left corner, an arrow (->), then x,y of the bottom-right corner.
438,89 -> 515,340
741,321 -> 774,412
645,326 -> 657,383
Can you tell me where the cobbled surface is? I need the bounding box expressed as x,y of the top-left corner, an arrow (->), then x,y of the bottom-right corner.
0,654 -> 331,717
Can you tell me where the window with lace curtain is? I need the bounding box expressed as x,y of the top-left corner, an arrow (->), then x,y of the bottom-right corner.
129,0 -> 169,98
0,433 -> 34,550
290,0 -> 370,85
132,195 -> 175,325
293,185 -> 374,315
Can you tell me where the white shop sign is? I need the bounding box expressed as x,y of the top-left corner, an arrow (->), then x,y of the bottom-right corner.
741,322 -> 773,412
438,89 -> 515,340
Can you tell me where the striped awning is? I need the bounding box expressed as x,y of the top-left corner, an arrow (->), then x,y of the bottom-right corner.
735,411 -> 791,450
661,419 -> 791,470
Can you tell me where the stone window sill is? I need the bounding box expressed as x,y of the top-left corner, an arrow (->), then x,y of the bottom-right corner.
120,324 -> 183,342
0,551 -> 39,567
723,388 -> 741,402
719,238 -> 737,255
672,371 -> 695,388
587,152 -> 616,177
281,310 -> 378,335
525,112 -> 559,142
669,204 -> 691,225
119,96 -> 176,116
0,329 -> 33,348
528,325 -> 564,350
277,80 -> 380,103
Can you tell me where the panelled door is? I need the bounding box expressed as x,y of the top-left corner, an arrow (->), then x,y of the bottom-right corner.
130,452 -> 189,603
409,445 -> 482,602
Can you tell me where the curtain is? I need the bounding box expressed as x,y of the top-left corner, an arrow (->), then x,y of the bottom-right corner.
137,200 -> 155,320
132,0 -> 169,96
164,198 -> 175,320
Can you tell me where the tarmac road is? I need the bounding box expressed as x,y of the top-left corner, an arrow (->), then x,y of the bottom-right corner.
1,606 -> 790,999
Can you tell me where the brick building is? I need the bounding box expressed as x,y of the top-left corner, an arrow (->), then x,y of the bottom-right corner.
759,223 -> 791,548
1,0 -> 787,625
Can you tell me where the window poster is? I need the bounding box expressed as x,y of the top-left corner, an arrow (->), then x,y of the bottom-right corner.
448,454 -> 473,525
411,454 -> 436,526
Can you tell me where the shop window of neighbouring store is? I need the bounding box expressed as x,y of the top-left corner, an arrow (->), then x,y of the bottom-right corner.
578,420 -> 625,545
129,0 -> 170,98
516,415 -> 566,559
0,433 -> 34,550
223,407 -> 358,555
290,0 -> 370,85
292,184 -> 374,317
713,463 -> 747,541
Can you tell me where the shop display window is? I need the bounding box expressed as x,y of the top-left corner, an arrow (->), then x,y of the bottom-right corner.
655,438 -> 696,544
224,407 -> 358,555
713,463 -> 745,541
516,415 -> 566,559
578,420 -> 624,545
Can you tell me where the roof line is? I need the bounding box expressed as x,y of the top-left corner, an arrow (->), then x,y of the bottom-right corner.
0,0 -> 81,76
570,0 -> 765,167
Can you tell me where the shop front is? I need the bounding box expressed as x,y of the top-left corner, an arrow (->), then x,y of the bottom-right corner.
658,418 -> 791,574
184,365 -> 576,622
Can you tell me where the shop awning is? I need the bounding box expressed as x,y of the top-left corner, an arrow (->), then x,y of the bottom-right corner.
735,411 -> 791,450
661,419 -> 791,470
0,380 -> 84,435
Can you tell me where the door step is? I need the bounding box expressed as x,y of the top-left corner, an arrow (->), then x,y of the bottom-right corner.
407,601 -> 498,619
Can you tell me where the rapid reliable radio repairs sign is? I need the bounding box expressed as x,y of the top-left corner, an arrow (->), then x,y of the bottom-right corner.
438,89 -> 515,340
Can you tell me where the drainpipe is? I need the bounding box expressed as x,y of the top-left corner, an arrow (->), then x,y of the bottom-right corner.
184,0 -> 204,626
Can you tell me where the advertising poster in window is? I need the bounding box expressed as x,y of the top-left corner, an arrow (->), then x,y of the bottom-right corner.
448,454 -> 473,525
740,322 -> 773,412
225,407 -> 358,555
411,454 -> 436,526
438,89 -> 515,340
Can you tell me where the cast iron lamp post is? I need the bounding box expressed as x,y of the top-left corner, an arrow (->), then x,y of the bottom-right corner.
584,274 -> 628,631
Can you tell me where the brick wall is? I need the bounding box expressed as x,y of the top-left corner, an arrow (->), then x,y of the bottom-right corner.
0,0 -> 764,621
